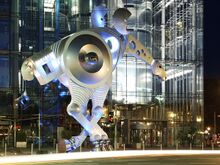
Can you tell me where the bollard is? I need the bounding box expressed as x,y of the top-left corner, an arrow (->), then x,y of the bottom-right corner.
160,144 -> 163,150
123,144 -> 126,151
2,140 -> 4,148
56,143 -> 58,153
31,143 -> 34,155
202,142 -> 204,150
4,143 -> 7,156
190,143 -> 192,150
80,145 -> 82,152
176,142 -> 178,150
212,142 -> 214,150
53,139 -> 56,148
142,141 -> 145,150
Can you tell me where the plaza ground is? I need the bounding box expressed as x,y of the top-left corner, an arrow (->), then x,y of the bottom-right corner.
1,150 -> 220,165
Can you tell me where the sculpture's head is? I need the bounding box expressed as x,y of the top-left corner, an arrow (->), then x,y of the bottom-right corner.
151,60 -> 167,81
112,8 -> 131,35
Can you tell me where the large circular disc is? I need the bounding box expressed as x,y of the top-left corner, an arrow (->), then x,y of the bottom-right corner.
62,31 -> 112,88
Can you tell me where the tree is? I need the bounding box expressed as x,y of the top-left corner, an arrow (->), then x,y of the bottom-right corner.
177,122 -> 197,146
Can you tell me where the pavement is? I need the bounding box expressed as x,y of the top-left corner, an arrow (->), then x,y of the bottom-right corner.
1,145 -> 220,156
1,150 -> 220,165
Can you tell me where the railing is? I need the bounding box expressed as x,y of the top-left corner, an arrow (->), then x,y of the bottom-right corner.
0,141 -> 220,156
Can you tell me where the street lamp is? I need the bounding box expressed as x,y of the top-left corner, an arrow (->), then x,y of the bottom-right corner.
168,112 -> 176,146
204,127 -> 211,147
196,116 -> 202,123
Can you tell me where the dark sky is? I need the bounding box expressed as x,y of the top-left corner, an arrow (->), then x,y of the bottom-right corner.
204,1 -> 220,78
203,0 -> 220,131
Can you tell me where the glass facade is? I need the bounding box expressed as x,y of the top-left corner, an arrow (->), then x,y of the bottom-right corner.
153,0 -> 204,146
0,0 -> 203,149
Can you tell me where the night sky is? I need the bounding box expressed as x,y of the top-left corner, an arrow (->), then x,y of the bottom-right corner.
204,1 -> 220,78
203,1 -> 220,132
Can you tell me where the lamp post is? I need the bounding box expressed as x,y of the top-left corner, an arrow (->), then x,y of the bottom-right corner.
214,112 -> 220,135
214,111 -> 216,134
114,104 -> 117,151
38,112 -> 41,151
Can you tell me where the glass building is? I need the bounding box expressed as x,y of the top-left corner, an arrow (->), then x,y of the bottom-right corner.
0,0 -> 203,149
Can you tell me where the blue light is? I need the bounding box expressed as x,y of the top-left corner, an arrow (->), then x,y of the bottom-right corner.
52,79 -> 58,83
58,83 -> 62,89
24,95 -> 30,101
20,99 -> 25,105
19,95 -> 30,107
59,91 -> 68,97
43,85 -> 50,92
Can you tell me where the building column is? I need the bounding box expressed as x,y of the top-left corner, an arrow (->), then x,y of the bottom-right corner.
55,0 -> 60,40
38,0 -> 44,50
161,0 -> 167,147
191,0 -> 197,124
10,0 -> 20,148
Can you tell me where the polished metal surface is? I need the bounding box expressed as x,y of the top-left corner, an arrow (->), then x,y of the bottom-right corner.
125,34 -> 166,81
21,47 -> 62,85
91,5 -> 108,28
151,60 -> 167,81
62,31 -> 112,88
21,58 -> 35,81
78,44 -> 103,73
89,27 -> 127,70
112,8 -> 131,35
